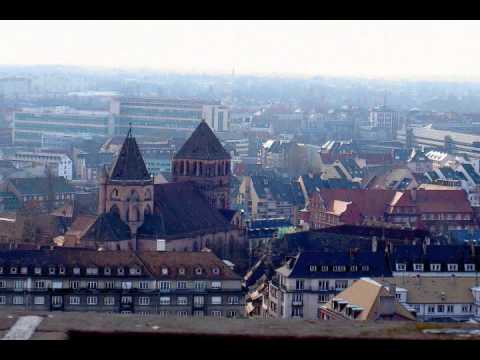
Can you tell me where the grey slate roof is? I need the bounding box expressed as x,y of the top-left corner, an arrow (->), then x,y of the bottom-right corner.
82,212 -> 132,242
137,182 -> 232,239
174,121 -> 230,160
109,128 -> 151,181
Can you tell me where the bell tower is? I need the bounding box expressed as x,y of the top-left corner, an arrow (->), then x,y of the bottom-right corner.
98,127 -> 154,243
172,120 -> 231,209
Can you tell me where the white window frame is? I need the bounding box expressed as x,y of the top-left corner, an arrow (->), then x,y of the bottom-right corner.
413,263 -> 424,272
465,264 -> 475,272
20,266 -> 28,274
104,296 -> 115,306
158,281 -> 171,291
104,267 -> 111,276
73,267 -> 81,275
138,296 -> 150,306
139,281 -> 150,289
177,296 -> 188,305
86,296 -> 98,305
211,296 -> 222,305
396,263 -> 406,271
0,296 -> 6,305
33,296 -> 45,305
86,267 -> 98,275
87,281 -> 97,289
70,280 -> 80,289
447,264 -> 458,272
430,263 -> 441,272
177,281 -> 187,289
211,310 -> 222,317
159,296 -> 171,305
211,281 -> 221,289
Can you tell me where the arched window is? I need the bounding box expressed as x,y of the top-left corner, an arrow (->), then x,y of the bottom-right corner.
130,190 -> 139,202
110,188 -> 119,200
130,206 -> 140,222
144,188 -> 152,201
110,204 -> 120,216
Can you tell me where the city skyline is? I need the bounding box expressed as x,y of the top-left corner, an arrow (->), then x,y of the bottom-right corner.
1,20 -> 480,81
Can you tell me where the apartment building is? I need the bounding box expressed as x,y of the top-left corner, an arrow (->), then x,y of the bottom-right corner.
377,277 -> 478,322
13,107 -> 112,147
0,248 -> 245,317
110,97 -> 230,136
2,151 -> 73,180
238,174 -> 305,223
263,250 -> 391,320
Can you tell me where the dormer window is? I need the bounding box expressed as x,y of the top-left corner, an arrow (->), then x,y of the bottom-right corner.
321,266 -> 328,272
310,265 -> 317,272
20,267 -> 28,275
0,267 -> 3,274
447,264 -> 458,272
34,267 -> 42,275
178,267 -> 186,276
49,267 -> 56,275
333,266 -> 346,272
59,266 -> 66,275
117,267 -> 125,276
396,263 -> 406,271
129,267 -> 141,276
195,267 -> 203,275
350,265 -> 358,272
413,264 -> 424,272
430,264 -> 441,272
212,267 -> 220,275
10,267 -> 17,274
465,264 -> 475,272
361,265 -> 369,272
161,267 -> 168,275
73,267 -> 81,275
86,267 -> 98,275
104,267 -> 111,276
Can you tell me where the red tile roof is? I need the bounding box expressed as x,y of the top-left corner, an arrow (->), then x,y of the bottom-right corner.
317,189 -> 397,218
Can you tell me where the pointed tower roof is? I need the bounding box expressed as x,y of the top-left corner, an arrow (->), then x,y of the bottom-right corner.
174,120 -> 230,161
109,127 -> 151,181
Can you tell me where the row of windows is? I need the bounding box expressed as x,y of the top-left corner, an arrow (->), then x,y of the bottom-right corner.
395,263 -> 475,272
425,304 -> 473,314
0,265 -> 142,276
309,265 -> 370,273
294,279 -> 349,290
0,296 -> 240,315
0,295 -> 239,306
0,279 -> 223,290
1,295 -> 239,306
0,265 -> 224,278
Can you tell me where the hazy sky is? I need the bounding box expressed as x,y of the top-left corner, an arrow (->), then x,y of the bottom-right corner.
1,20 -> 480,80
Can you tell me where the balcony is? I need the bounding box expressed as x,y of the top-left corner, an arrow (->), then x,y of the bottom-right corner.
292,300 -> 303,306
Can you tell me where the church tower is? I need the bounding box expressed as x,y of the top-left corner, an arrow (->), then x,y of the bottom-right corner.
172,120 -> 231,209
97,127 -> 154,241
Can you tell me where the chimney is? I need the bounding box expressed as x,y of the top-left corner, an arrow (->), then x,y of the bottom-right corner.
372,236 -> 378,253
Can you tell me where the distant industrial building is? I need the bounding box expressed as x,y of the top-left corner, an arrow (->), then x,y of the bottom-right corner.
13,107 -> 112,147
110,97 -> 230,136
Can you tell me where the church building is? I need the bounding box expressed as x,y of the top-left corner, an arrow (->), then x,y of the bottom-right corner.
65,121 -> 246,265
